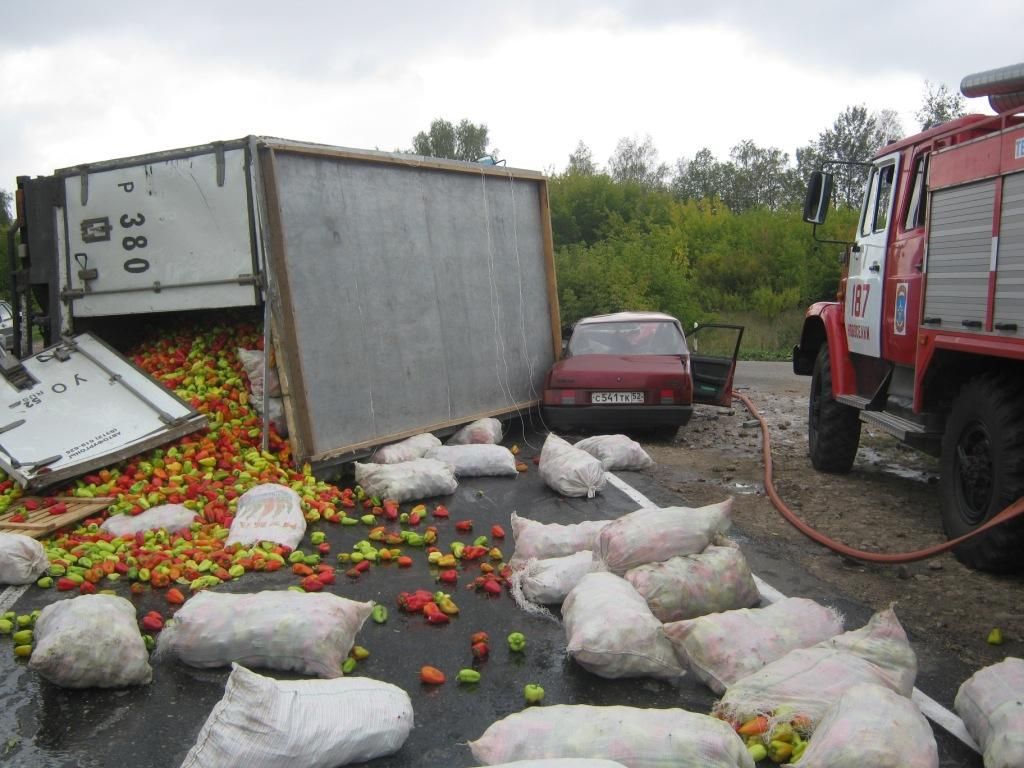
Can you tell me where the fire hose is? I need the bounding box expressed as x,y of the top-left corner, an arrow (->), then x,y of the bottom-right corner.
733,391 -> 1024,564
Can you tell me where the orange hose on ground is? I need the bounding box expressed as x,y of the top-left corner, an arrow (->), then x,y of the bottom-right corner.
733,391 -> 1024,564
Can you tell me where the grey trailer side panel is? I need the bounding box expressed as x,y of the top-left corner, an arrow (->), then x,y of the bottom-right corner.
265,146 -> 557,464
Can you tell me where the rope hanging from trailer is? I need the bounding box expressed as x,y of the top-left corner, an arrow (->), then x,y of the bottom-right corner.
733,391 -> 1024,564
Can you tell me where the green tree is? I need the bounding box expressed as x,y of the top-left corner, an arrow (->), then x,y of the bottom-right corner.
411,118 -> 493,161
797,105 -> 896,208
916,80 -> 966,130
608,135 -> 668,188
566,141 -> 597,175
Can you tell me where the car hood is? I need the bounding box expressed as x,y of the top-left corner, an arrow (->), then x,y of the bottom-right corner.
548,354 -> 688,388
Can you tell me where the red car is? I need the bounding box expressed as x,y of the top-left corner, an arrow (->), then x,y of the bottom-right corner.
542,312 -> 742,437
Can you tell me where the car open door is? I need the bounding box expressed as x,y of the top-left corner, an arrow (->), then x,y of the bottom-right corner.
687,323 -> 744,407
0,333 -> 207,491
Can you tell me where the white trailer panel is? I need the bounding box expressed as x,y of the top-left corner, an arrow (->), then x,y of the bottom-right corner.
0,334 -> 207,491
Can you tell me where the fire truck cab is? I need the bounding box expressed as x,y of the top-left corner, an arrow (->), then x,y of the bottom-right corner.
793,62 -> 1024,572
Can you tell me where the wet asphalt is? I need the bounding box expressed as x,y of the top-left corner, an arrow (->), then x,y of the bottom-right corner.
0,419 -> 983,768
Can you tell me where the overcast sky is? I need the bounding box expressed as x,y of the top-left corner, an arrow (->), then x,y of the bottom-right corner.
1,1 -> 1021,189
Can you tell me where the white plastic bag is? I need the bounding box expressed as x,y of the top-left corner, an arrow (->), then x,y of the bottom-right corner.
425,444 -> 518,477
594,499 -> 732,574
181,664 -> 413,768
663,597 -> 844,694
370,433 -> 441,464
448,417 -> 504,445
354,458 -> 457,502
512,551 -> 598,606
624,542 -> 760,622
573,435 -> 653,471
469,704 -> 754,768
509,514 -> 611,564
100,504 -> 196,537
955,656 -> 1024,768
155,591 -> 372,678
539,434 -> 606,498
29,594 -> 152,688
793,683 -> 938,768
225,484 -> 306,550
0,532 -> 49,585
715,607 -> 917,731
563,572 -> 684,680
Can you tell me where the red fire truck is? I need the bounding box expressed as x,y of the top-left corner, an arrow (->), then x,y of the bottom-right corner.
794,62 -> 1024,572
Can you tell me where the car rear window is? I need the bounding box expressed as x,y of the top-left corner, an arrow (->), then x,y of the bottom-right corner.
568,321 -> 687,356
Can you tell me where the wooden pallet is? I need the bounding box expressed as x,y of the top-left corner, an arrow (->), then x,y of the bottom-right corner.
0,496 -> 115,539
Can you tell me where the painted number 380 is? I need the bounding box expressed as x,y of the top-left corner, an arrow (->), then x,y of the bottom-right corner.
120,212 -> 149,273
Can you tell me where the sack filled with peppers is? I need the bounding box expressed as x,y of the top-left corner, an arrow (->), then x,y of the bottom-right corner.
155,590 -> 372,678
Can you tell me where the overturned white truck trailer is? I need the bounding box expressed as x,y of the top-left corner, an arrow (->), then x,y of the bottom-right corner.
8,137 -> 560,486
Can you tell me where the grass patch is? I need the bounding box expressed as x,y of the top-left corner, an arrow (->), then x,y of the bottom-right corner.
700,308 -> 806,361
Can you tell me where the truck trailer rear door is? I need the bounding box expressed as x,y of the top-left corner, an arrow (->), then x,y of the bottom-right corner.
0,334 -> 206,492
56,140 -> 262,325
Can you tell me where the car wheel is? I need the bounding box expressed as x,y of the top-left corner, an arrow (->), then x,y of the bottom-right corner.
940,374 -> 1024,573
808,345 -> 861,473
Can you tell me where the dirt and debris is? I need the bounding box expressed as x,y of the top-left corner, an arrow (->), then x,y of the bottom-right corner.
644,364 -> 1024,672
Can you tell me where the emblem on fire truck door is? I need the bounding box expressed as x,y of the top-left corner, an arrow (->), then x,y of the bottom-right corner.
894,282 -> 908,336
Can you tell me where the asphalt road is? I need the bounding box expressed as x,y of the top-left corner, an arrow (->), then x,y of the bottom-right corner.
0,415 -> 983,768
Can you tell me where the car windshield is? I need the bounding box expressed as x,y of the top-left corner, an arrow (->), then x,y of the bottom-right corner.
568,320 -> 687,356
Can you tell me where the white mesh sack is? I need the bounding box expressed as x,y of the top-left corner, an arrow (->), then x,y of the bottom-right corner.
594,499 -> 732,574
563,572 -> 684,681
573,435 -> 653,471
0,532 -> 49,585
370,433 -> 441,464
663,597 -> 844,694
181,664 -> 413,768
793,683 -> 938,768
469,704 -> 754,768
955,656 -> 1024,768
100,504 -> 196,537
225,483 -> 305,550
155,591 -> 372,678
425,444 -> 518,477
447,418 -> 504,445
714,607 -> 917,731
512,550 -> 598,606
624,542 -> 760,623
509,514 -> 612,564
29,594 -> 152,688
354,458 -> 457,502
539,433 -> 606,498
237,348 -> 281,400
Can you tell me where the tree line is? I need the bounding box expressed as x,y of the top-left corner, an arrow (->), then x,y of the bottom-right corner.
0,81 -> 966,343
408,83 -> 965,336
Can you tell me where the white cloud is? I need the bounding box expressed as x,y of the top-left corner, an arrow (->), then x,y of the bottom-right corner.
0,10 -> 998,192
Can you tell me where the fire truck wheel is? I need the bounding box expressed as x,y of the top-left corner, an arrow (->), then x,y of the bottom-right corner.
808,345 -> 861,473
941,373 -> 1024,573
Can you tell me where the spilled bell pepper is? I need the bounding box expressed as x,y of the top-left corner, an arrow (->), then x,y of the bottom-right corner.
507,631 -> 526,652
420,665 -> 445,685
457,668 -> 481,684
372,605 -> 389,624
422,602 -> 450,624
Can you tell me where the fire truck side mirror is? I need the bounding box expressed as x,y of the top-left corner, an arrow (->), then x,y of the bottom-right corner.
803,171 -> 834,225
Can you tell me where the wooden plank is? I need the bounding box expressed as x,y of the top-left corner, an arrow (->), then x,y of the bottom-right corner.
0,496 -> 115,539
